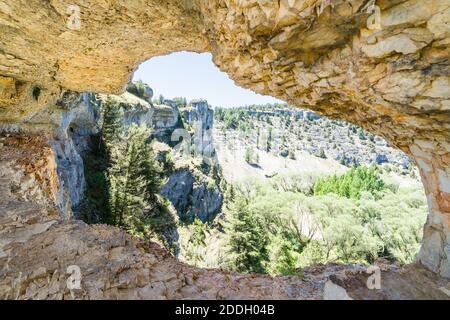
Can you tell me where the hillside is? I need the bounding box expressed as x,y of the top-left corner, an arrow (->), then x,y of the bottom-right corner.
214,105 -> 420,185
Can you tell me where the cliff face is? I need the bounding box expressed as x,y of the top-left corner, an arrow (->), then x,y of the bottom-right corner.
161,100 -> 222,222
45,90 -> 222,225
50,93 -> 100,214
182,100 -> 216,160
0,92 -> 100,217
160,167 -> 223,222
0,0 -> 449,289
92,92 -> 223,222
97,92 -> 181,144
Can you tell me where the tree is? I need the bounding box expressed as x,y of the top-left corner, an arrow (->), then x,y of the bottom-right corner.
289,149 -> 296,160
225,196 -> 268,273
108,124 -> 162,230
256,127 -> 260,149
79,96 -> 124,225
267,128 -> 272,152
244,147 -> 253,164
318,148 -> 327,159
266,235 -> 298,275
183,218 -> 208,265
359,129 -> 367,140
126,80 -> 147,99
173,97 -> 187,108
225,183 -> 236,203
101,97 -> 123,149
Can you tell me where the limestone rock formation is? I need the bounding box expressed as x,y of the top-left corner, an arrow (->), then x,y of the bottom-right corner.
88,91 -> 223,222
0,0 -> 449,293
181,100 -> 216,162
0,92 -> 101,216
94,92 -> 182,144
160,167 -> 223,222
183,100 -> 215,133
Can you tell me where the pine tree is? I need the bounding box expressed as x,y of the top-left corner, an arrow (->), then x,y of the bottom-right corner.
256,127 -> 260,149
225,196 -> 267,273
226,183 -> 235,203
267,127 -> 272,152
244,147 -> 253,164
266,235 -> 298,276
318,148 -> 327,159
108,124 -> 162,229
101,97 -> 123,149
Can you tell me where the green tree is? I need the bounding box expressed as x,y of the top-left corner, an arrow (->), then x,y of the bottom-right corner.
108,124 -> 162,230
80,97 -> 123,224
183,218 -> 208,265
318,148 -> 327,159
101,97 -> 123,149
225,197 -> 268,273
173,97 -> 187,108
266,234 -> 298,275
126,80 -> 147,99
244,147 -> 253,164
267,128 -> 272,152
256,127 -> 260,149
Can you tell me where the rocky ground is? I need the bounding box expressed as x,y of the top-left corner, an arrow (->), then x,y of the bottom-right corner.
0,133 -> 449,300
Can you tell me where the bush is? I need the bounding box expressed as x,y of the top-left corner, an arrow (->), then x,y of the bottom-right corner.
270,172 -> 319,195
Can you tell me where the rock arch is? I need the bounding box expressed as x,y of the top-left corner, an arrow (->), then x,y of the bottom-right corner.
0,0 -> 449,280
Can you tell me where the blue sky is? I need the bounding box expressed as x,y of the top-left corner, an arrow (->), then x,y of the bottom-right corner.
132,51 -> 283,108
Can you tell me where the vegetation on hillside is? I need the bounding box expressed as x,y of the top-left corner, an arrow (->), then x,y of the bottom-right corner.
126,80 -> 148,100
214,104 -> 415,175
179,171 -> 427,276
79,97 -> 177,250
314,166 -> 385,199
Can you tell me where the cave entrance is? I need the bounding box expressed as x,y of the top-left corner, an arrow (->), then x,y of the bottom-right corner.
1,0 -> 449,300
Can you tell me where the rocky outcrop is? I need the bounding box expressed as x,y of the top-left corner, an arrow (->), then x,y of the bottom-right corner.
160,167 -> 223,222
96,93 -> 181,144
182,100 -> 216,160
48,93 -> 100,213
0,91 -> 100,216
183,100 -> 214,132
89,92 -> 223,222
0,0 -> 449,280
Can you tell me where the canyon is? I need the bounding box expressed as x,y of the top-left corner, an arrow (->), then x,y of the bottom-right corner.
0,0 -> 449,299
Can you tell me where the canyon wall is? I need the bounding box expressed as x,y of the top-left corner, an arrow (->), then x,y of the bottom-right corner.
0,0 -> 449,282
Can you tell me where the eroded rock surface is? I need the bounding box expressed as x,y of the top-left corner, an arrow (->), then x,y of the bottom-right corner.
0,0 -> 449,283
